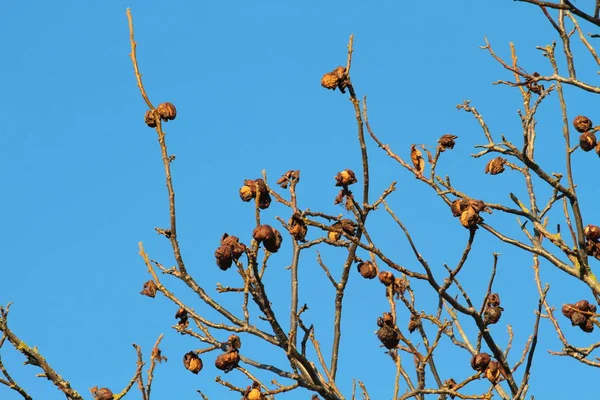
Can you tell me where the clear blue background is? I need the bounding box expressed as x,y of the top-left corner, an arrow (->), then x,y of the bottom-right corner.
1,1 -> 599,399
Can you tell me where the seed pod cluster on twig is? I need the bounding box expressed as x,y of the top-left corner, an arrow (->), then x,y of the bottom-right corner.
334,169 -> 357,209
410,144 -> 425,175
327,219 -> 357,241
91,387 -> 114,400
572,115 -> 598,153
470,352 -> 505,384
242,382 -> 265,400
483,293 -> 503,325
276,170 -> 300,189
525,72 -> 544,95
215,334 -> 242,372
408,314 -> 421,333
239,179 -> 271,209
376,312 -> 400,349
378,271 -> 395,286
561,299 -> 596,333
140,280 -> 158,298
321,66 -> 349,93
288,212 -> 308,242
437,134 -> 458,152
484,157 -> 507,175
143,102 -> 177,128
215,233 -> 247,271
183,351 -> 203,374
175,307 -> 189,328
584,224 -> 600,260
253,224 -> 283,253
357,260 -> 377,279
451,198 -> 487,229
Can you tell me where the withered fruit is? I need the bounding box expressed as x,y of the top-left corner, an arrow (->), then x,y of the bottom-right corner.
215,350 -> 240,372
485,360 -> 504,385
408,314 -> 421,333
484,305 -> 503,325
335,169 -> 357,186
157,102 -> 177,121
328,219 -> 357,241
579,131 -> 597,152
487,293 -> 501,307
175,307 -> 189,327
183,351 -> 203,374
264,228 -> 283,253
140,280 -> 158,298
574,299 -> 591,311
321,66 -> 348,93
276,170 -> 300,189
451,199 -> 469,217
215,245 -> 234,271
245,388 -> 264,400
570,311 -> 586,326
253,225 -> 282,253
470,352 -> 491,372
376,315 -> 400,349
228,334 -> 242,350
573,115 -> 593,133
562,299 -> 596,332
239,179 -> 271,209
443,378 -> 458,399
438,134 -> 458,151
357,261 -> 377,279
484,157 -> 507,175
584,225 -> 600,241
221,234 -> 247,260
459,206 -> 479,229
289,213 -> 308,242
378,271 -> 395,286
144,110 -> 157,128
410,144 -> 425,174
561,303 -> 575,318
581,318 -> 594,333
91,387 -> 114,400
392,277 -> 408,297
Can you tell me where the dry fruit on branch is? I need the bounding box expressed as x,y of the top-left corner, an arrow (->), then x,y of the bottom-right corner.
91,387 -> 114,400
410,144 -> 425,175
437,134 -> 458,152
239,179 -> 271,209
321,66 -> 349,93
215,350 -> 240,372
573,115 -> 593,133
484,293 -> 503,325
175,307 -> 189,328
484,157 -> 507,175
584,225 -> 600,241
144,110 -> 157,128
579,131 -> 597,152
451,198 -> 486,229
157,102 -> 177,121
357,261 -> 377,279
328,219 -> 357,241
335,169 -> 357,186
562,299 -> 597,332
183,351 -> 203,374
442,379 -> 458,399
376,312 -> 400,349
253,224 -> 283,253
378,271 -> 395,286
408,314 -> 421,333
242,382 -> 265,400
215,233 -> 247,271
276,170 -> 300,189
288,212 -> 308,242
485,360 -> 505,385
140,280 -> 158,298
470,352 -> 491,372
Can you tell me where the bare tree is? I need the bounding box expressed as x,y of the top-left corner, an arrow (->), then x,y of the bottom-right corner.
2,2 -> 600,399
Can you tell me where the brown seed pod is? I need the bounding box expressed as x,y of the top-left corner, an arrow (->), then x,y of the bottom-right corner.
215,350 -> 240,372
151,347 -> 167,363
221,234 -> 247,260
589,303 -> 597,313
262,227 -> 283,253
215,245 -> 234,271
484,157 -> 507,175
580,131 -> 597,152
574,300 -> 591,311
459,206 -> 479,229
468,199 -> 486,213
438,134 -> 458,151
584,225 -> 600,241
443,378 -> 458,399
484,305 -> 503,325
451,199 -> 469,217
408,315 -> 421,333
144,110 -> 157,128
410,144 -> 425,174
357,261 -> 377,279
392,277 -> 407,296
573,115 -> 593,133
157,102 -> 177,121
335,169 -> 357,186
376,324 -> 400,349
91,387 -> 114,400
228,334 -> 242,350
183,351 -> 203,374
328,219 -> 357,241
239,185 -> 255,202
470,352 -> 491,371
253,225 -> 275,243
276,170 -> 300,188
485,360 -> 503,385
561,304 -> 575,318
239,179 -> 271,208
581,318 -> 594,333
140,280 -> 158,298
289,213 -> 308,242
245,388 -> 264,400
382,312 -> 394,325
487,293 -> 501,307
175,307 -> 189,327
378,271 -> 395,286
570,311 -> 586,326
321,66 -> 348,93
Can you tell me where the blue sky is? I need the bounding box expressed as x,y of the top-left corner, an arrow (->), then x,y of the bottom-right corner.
2,1 -> 599,399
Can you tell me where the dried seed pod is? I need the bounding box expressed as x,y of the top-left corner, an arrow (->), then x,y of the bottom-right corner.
239,179 -> 271,209
215,245 -> 234,271
376,324 -> 400,349
382,312 -> 394,325
438,134 -> 458,151
443,378 -> 458,399
335,169 -> 357,186
451,199 -> 469,217
570,311 -> 586,326
484,305 -> 503,325
581,318 -> 594,333
328,219 -> 357,241
289,213 -> 308,242
573,115 -> 593,133
321,66 -> 348,93
228,334 -> 242,350
561,304 -> 575,318
262,227 -> 283,253
410,144 -> 425,174
584,225 -> 600,241
589,303 -> 597,313
157,102 -> 177,121
144,110 -> 157,127
328,229 -> 341,241
246,388 -> 264,400
357,261 -> 377,279
469,199 -> 486,213
574,300 -> 591,311
140,280 -> 158,298
183,351 -> 203,374
151,347 -> 167,363
276,170 -> 300,188
175,307 -> 189,327
485,360 -> 503,385
378,271 -> 395,286
215,350 -> 240,372
239,185 -> 254,202
221,234 -> 247,260
580,131 -> 597,152
253,225 -> 275,243
459,206 -> 479,229
485,157 -> 507,175
487,293 -> 501,307
91,387 -> 114,400
470,352 -> 491,371
408,315 -> 421,333
392,277 -> 407,296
